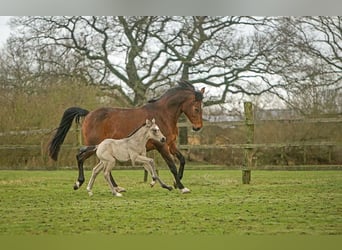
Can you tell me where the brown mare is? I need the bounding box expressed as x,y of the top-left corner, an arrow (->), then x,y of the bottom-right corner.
48,80 -> 205,193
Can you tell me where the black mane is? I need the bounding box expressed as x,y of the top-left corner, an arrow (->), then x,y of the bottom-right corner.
148,80 -> 203,103
126,122 -> 146,138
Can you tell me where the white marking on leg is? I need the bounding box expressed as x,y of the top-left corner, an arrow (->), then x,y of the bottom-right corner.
150,180 -> 156,187
87,186 -> 93,196
115,186 -> 126,193
181,187 -> 191,194
115,192 -> 123,197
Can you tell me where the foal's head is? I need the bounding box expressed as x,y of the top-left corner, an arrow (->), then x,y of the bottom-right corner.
146,118 -> 166,143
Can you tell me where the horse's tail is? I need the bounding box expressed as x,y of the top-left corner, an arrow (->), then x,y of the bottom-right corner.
48,107 -> 89,161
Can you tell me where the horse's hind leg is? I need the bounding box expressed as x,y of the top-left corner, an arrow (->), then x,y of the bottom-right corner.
110,173 -> 126,193
74,147 -> 95,190
86,161 -> 104,196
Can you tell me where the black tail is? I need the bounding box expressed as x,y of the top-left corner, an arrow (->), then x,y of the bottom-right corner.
48,107 -> 89,161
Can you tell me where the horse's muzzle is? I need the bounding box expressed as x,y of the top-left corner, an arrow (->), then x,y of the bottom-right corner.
160,137 -> 166,143
192,127 -> 201,132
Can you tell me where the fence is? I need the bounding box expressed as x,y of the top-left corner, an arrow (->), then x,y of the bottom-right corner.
177,102 -> 342,183
0,102 -> 341,184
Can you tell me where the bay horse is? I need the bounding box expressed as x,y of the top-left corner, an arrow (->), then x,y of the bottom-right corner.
85,118 -> 172,197
48,80 -> 205,193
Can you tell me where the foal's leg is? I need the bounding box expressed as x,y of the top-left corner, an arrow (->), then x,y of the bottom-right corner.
89,164 -> 125,194
136,155 -> 172,191
86,161 -> 104,196
75,146 -> 122,191
103,161 -> 122,197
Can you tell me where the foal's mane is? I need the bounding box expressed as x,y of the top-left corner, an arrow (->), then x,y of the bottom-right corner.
148,80 -> 203,103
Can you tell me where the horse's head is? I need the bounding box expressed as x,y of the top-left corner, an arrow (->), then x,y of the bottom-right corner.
182,87 -> 205,131
146,118 -> 166,143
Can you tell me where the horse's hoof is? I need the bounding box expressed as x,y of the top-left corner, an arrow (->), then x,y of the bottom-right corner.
115,193 -> 123,197
181,187 -> 191,194
167,186 -> 173,191
74,181 -> 82,190
88,191 -> 93,197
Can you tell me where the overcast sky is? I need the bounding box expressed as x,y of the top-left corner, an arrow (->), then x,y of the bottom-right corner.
0,16 -> 11,47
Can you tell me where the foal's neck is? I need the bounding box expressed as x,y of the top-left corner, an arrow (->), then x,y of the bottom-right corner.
129,126 -> 150,147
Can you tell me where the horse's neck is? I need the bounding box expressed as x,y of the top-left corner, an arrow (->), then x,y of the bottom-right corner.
151,95 -> 184,125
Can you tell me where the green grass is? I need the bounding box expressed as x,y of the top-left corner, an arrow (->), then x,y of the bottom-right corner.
0,169 -> 341,235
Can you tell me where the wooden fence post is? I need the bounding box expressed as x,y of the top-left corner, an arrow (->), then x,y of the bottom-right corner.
75,121 -> 82,147
243,102 -> 254,184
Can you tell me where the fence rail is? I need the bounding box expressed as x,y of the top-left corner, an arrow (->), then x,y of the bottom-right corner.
0,104 -> 341,182
178,103 -> 342,183
178,141 -> 342,150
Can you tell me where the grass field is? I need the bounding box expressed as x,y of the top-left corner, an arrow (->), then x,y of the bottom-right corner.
0,169 -> 341,235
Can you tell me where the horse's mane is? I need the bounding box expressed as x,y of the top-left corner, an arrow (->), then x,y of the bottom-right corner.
148,80 -> 203,103
126,122 -> 146,138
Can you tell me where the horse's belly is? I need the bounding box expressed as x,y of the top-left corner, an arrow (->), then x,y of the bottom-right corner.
82,107 -> 147,145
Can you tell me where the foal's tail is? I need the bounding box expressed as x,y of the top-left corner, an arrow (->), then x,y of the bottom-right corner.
48,107 -> 89,161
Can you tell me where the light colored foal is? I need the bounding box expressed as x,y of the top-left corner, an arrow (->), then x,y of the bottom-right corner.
86,118 -> 172,197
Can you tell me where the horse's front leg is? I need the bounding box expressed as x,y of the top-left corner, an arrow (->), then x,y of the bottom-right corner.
157,145 -> 190,193
173,148 -> 186,180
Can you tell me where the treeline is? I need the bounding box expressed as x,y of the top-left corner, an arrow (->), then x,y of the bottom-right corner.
0,80 -> 129,169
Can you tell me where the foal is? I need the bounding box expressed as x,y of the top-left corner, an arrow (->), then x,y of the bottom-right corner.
85,118 -> 173,197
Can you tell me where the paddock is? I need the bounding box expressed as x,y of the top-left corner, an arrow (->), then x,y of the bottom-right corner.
0,169 -> 340,235
1,103 -> 341,235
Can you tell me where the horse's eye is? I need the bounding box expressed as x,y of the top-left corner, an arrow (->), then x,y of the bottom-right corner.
195,108 -> 200,113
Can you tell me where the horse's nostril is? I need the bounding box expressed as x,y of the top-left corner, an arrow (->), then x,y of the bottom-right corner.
161,137 -> 166,143
192,127 -> 201,131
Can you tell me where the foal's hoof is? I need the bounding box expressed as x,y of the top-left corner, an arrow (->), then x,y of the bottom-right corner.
115,186 -> 126,193
114,193 -> 123,197
181,187 -> 191,194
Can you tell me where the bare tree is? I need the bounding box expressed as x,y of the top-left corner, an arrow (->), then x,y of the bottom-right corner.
266,17 -> 342,114
6,16 -> 341,110
8,16 -> 281,104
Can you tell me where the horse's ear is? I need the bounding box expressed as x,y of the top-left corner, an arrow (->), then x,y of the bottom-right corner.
152,118 -> 156,124
146,119 -> 152,127
200,87 -> 205,94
